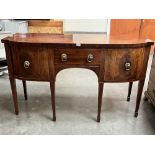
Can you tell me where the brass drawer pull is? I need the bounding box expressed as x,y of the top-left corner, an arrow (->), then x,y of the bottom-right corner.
87,54 -> 94,63
124,62 -> 131,71
61,53 -> 67,62
24,61 -> 30,69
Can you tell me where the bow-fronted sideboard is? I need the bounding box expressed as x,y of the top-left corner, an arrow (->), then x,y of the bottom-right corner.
1,33 -> 154,122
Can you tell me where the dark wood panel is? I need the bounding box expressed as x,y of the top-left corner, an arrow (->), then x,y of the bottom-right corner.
104,48 -> 145,82
11,45 -> 50,80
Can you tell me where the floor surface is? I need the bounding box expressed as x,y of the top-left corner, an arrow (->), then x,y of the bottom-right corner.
0,55 -> 155,135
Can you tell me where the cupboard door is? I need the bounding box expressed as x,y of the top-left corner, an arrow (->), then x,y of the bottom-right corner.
12,45 -> 50,81
104,48 -> 145,82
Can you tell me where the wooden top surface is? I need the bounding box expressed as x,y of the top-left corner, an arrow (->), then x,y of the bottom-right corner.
1,33 -> 154,48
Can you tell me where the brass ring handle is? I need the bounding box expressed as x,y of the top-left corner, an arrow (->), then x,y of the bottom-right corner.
61,53 -> 67,62
24,60 -> 30,69
124,62 -> 131,71
87,54 -> 94,63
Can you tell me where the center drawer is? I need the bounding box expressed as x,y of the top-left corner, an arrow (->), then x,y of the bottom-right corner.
54,49 -> 101,65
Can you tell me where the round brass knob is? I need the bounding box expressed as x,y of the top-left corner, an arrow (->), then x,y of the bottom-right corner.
24,61 -> 30,69
87,54 -> 94,63
124,62 -> 131,71
61,53 -> 67,62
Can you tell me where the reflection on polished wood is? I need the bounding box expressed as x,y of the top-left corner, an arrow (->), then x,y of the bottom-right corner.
3,33 -> 153,45
1,33 -> 154,122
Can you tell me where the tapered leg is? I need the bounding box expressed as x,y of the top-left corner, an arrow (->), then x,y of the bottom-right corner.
10,78 -> 19,115
22,80 -> 27,100
50,81 -> 56,121
97,82 -> 104,122
134,79 -> 145,117
127,82 -> 133,101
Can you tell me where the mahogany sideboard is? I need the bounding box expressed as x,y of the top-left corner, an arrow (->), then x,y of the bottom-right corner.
1,33 -> 154,122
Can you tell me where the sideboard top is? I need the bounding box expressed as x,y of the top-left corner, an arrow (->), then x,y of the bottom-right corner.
1,33 -> 154,48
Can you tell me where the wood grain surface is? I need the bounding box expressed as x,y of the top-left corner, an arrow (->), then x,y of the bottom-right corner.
1,33 -> 153,122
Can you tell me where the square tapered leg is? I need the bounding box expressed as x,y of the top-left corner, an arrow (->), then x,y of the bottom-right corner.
10,78 -> 19,115
50,81 -> 56,121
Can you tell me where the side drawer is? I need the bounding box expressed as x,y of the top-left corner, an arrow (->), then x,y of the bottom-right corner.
54,49 -> 101,65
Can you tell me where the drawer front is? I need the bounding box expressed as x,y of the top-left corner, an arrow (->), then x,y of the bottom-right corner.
12,46 -> 50,80
54,49 -> 101,65
104,48 -> 145,82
